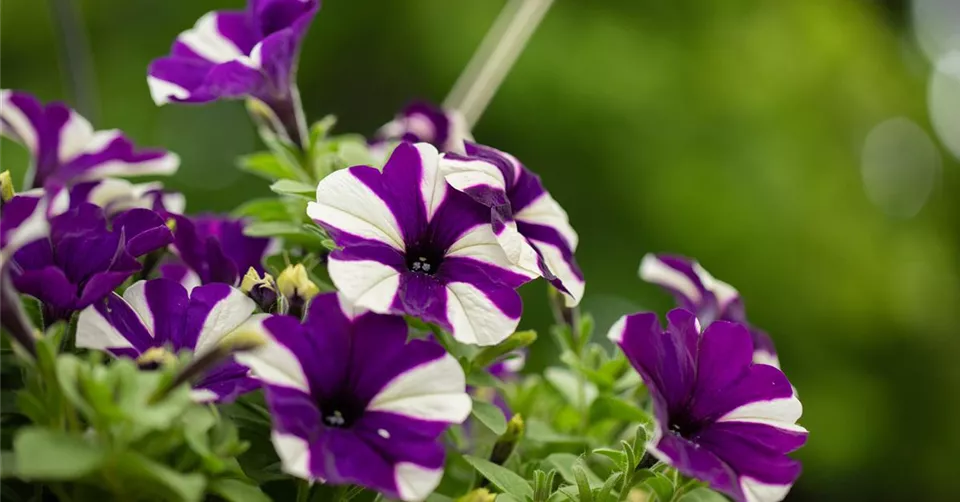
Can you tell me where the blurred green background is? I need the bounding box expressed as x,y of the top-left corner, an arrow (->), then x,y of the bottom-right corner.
3,0 -> 959,500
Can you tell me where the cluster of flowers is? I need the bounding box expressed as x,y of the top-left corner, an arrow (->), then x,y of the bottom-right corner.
0,1 -> 806,501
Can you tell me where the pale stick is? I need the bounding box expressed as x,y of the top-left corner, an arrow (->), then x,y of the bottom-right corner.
443,0 -> 555,129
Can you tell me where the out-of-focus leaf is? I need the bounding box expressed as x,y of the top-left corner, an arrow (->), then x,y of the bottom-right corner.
545,453 -> 604,489
14,427 -> 107,480
471,398 -> 508,435
462,455 -> 533,500
111,451 -> 206,502
208,478 -> 272,502
269,179 -> 316,198
237,151 -> 300,181
525,419 -> 588,445
676,488 -> 728,502
544,367 -> 598,408
641,472 -> 675,502
588,396 -> 651,425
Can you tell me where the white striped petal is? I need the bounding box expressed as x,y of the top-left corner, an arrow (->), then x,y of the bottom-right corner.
445,282 -> 519,346
193,287 -> 257,355
309,169 -> 405,250
178,12 -> 252,65
234,320 -> 310,392
741,476 -> 793,502
367,354 -> 471,423
122,280 -> 156,335
639,253 -> 703,304
148,76 -> 190,106
76,301 -> 147,352
0,90 -> 39,154
396,463 -> 444,502
272,432 -> 314,480
531,236 -> 585,306
446,223 -> 537,279
514,192 -> 578,250
717,396 -> 807,434
413,143 -> 447,222
327,258 -> 400,313
56,109 -> 95,164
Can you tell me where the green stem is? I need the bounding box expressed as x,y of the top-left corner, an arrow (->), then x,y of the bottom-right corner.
296,480 -> 312,502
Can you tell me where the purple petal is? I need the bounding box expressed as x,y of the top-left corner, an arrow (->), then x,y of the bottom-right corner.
138,278 -> 190,347
10,265 -> 77,312
609,310 -> 698,414
113,208 -> 174,257
77,291 -> 155,354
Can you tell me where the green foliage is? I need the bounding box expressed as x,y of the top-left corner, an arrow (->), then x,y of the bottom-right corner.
1,334 -> 266,502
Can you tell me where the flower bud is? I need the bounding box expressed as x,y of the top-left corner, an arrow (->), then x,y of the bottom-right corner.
489,414 -> 524,465
136,346 -> 178,369
0,170 -> 14,203
456,489 -> 496,502
277,263 -> 319,318
241,267 -> 278,312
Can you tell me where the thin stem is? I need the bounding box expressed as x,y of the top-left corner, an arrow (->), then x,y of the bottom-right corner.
296,480 -> 312,502
49,0 -> 99,121
443,0 -> 555,128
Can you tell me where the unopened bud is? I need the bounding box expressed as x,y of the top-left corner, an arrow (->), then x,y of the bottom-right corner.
137,346 -> 178,369
0,171 -> 14,203
489,414 -> 524,465
277,263 -> 319,319
241,267 -> 278,311
472,330 -> 536,369
456,489 -> 496,502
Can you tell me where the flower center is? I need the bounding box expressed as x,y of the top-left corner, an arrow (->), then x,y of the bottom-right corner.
319,396 -> 365,429
668,414 -> 704,439
405,243 -> 444,275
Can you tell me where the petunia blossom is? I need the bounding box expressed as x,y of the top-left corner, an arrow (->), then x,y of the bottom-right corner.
0,90 -> 178,189
374,101 -> 472,156
609,309 -> 807,502
68,178 -> 185,216
308,142 -> 535,346
439,142 -> 585,306
147,0 -> 318,109
639,253 -> 779,367
236,292 -> 471,501
161,214 -> 277,290
76,278 -> 262,402
9,202 -> 173,321
1,193 -> 55,356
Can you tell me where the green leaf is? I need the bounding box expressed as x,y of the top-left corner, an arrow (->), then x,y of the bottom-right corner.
269,179 -> 316,198
237,151 -> 300,181
462,455 -> 533,500
244,221 -> 325,247
545,454 -> 604,489
676,488 -> 728,502
591,448 -> 624,466
544,367 -> 598,408
642,472 -> 675,502
110,451 -> 206,502
208,478 -> 272,502
466,367 -> 501,388
471,397 -> 508,435
232,198 -> 297,221
14,427 -> 107,480
573,466 -> 593,502
496,495 -> 524,502
588,396 -> 651,424
1,450 -> 17,478
524,419 -> 588,445
595,472 -> 623,502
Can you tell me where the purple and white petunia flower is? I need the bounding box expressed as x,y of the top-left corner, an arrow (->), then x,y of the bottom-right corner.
609,309 -> 807,502
8,202 -> 173,321
1,193 -> 54,355
76,278 -> 262,402
308,142 -> 535,346
0,90 -> 179,189
374,101 -> 472,156
161,214 -> 277,290
236,292 -> 471,501
68,178 -> 185,216
439,142 -> 585,306
639,253 -> 779,367
147,0 -> 318,108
